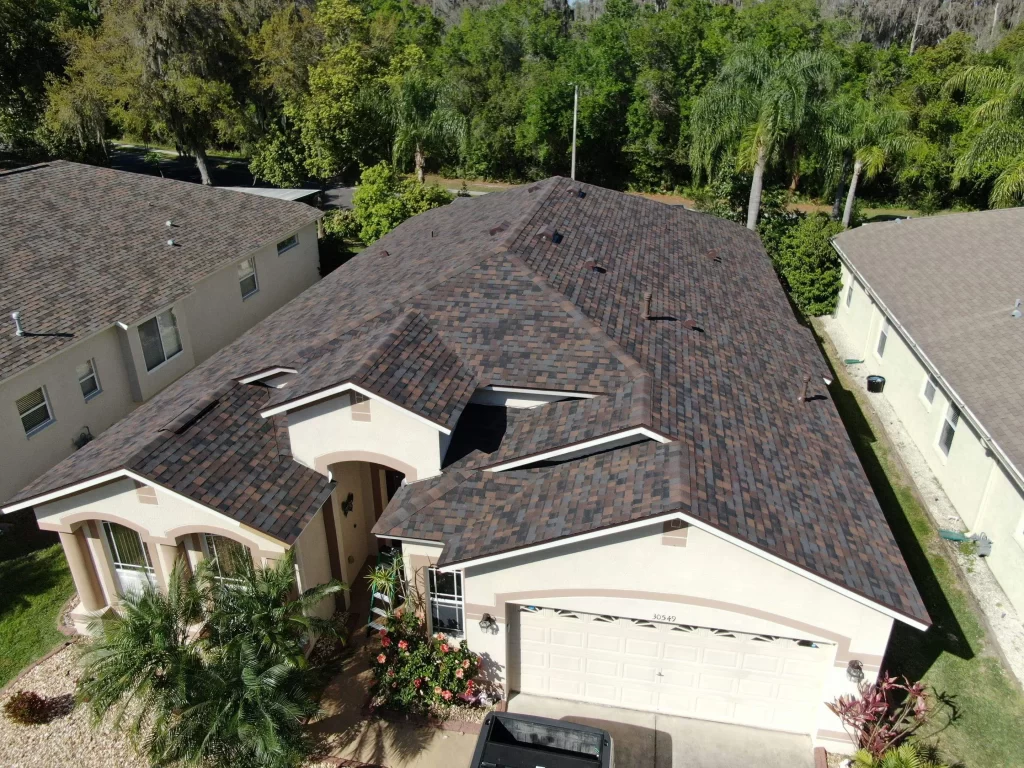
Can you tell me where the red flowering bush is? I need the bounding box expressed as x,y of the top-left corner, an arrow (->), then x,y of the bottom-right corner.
369,610 -> 480,713
826,674 -> 936,758
3,691 -> 57,725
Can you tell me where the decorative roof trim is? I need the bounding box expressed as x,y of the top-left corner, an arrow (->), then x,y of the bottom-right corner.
237,366 -> 299,384
484,427 -> 670,472
483,385 -> 600,399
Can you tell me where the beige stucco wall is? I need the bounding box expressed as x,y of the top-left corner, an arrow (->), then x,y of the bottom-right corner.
287,391 -> 448,481
292,506 -> 335,620
328,461 -> 379,595
834,264 -> 1024,615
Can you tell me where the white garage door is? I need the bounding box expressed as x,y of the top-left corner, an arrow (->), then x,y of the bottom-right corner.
510,606 -> 834,733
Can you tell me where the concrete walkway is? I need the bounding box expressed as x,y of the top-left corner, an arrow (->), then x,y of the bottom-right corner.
506,693 -> 815,768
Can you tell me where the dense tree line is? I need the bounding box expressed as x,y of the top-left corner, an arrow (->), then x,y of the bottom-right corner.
4,0 -> 1024,218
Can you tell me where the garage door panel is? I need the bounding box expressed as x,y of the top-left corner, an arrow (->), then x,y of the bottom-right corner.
511,606 -> 833,735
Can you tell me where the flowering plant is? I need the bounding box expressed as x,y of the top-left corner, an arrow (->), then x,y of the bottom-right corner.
369,609 -> 480,713
826,674 -> 936,758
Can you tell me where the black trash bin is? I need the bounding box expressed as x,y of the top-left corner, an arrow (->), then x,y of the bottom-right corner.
867,375 -> 886,393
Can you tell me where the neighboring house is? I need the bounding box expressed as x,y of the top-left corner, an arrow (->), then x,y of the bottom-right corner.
2,178 -> 927,751
830,209 -> 1024,617
0,161 -> 322,503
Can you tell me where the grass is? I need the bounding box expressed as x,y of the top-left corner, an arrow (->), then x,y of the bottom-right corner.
0,512 -> 75,689
814,323 -> 1024,767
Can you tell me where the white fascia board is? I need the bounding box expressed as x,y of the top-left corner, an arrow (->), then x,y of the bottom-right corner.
442,510 -> 929,632
485,427 -> 670,472
259,382 -> 452,435
3,469 -> 129,513
238,367 -> 298,384
484,386 -> 599,399
378,534 -> 446,547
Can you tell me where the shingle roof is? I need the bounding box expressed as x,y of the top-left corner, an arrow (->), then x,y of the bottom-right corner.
0,161 -> 321,382
834,209 -> 1024,482
9,177 -> 928,626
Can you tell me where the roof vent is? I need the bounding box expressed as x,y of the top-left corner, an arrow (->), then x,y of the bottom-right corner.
167,239 -> 176,247
705,248 -> 722,263
567,188 -> 586,199
528,184 -> 540,193
584,261 -> 606,274
797,374 -> 812,403
489,221 -> 510,236
682,318 -> 703,332
11,311 -> 24,337
538,226 -> 562,244
642,291 -> 653,320
380,249 -> 389,258
166,220 -> 174,228
1012,299 -> 1022,319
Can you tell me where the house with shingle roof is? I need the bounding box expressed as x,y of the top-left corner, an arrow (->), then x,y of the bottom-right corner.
3,177 -> 927,751
829,209 -> 1024,618
0,161 -> 322,503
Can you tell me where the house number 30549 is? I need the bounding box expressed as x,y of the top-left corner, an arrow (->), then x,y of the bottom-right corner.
653,613 -> 676,622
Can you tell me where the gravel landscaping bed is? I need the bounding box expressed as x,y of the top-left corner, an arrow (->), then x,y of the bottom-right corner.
0,643 -> 147,768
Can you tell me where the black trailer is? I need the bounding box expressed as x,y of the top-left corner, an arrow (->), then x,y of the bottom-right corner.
470,711 -> 613,768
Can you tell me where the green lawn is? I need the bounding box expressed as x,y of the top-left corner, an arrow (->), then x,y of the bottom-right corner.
814,324 -> 1024,768
0,512 -> 75,688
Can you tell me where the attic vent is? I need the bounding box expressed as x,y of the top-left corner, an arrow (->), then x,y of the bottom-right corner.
538,226 -> 562,244
1013,299 -> 1022,319
567,188 -> 586,199
583,261 -> 606,274
642,291 -> 653,320
682,318 -> 702,332
172,399 -> 220,434
528,184 -> 540,193
379,249 -> 389,258
489,221 -> 511,236
705,248 -> 722,263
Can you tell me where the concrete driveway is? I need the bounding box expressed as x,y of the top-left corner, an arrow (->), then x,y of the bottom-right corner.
506,693 -> 816,768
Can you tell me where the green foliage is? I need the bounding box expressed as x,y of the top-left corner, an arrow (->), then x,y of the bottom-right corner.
852,743 -> 948,768
77,553 -> 345,768
351,161 -> 453,243
3,690 -> 60,725
369,609 -> 481,713
773,213 -> 843,316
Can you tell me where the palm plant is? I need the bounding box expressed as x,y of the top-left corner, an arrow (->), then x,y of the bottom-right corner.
851,742 -> 948,768
691,44 -> 838,230
946,62 -> 1024,207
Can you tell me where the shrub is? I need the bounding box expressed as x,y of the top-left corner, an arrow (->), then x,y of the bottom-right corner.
4,690 -> 55,725
774,213 -> 844,317
369,609 -> 480,713
852,742 -> 948,768
827,675 -> 937,759
352,162 -> 453,243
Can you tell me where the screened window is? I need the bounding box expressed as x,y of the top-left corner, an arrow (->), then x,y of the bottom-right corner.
922,374 -> 937,405
845,283 -> 853,308
139,309 -> 182,371
876,319 -> 890,358
203,533 -> 251,580
428,568 -> 464,637
238,258 -> 259,299
939,404 -> 960,456
103,522 -> 154,575
17,387 -> 53,435
276,234 -> 298,255
77,359 -> 101,400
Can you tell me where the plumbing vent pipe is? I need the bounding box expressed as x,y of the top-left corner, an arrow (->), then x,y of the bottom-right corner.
11,311 -> 25,336
642,292 -> 653,320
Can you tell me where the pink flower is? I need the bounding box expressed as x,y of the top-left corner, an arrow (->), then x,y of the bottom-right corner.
398,640 -> 409,651
379,628 -> 388,637
381,636 -> 391,647
461,659 -> 471,669
466,679 -> 474,689
442,690 -> 453,701
387,669 -> 396,678
434,686 -> 442,695
441,643 -> 450,653
455,669 -> 464,679
436,633 -> 446,641
376,653 -> 387,664
414,678 -> 422,688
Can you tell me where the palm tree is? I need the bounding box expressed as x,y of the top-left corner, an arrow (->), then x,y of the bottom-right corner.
372,69 -> 467,183
946,63 -> 1024,207
691,45 -> 838,230
828,96 -> 913,228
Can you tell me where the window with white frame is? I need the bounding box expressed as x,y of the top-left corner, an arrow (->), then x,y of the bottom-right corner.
138,308 -> 183,371
76,359 -> 101,400
102,521 -> 155,593
428,567 -> 465,637
238,258 -> 259,299
922,374 -> 937,406
203,533 -> 251,580
939,403 -> 960,456
17,387 -> 53,435
276,234 -> 298,255
876,319 -> 890,358
845,283 -> 853,308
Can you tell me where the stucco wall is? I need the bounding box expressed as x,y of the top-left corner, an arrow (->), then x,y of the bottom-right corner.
0,328 -> 136,503
328,461 -> 379,590
447,522 -> 894,743
293,507 -> 335,620
287,391 -> 448,481
834,264 -> 1024,615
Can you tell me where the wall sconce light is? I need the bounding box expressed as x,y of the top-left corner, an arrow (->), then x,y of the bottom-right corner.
846,659 -> 865,683
341,492 -> 354,516
478,613 -> 498,634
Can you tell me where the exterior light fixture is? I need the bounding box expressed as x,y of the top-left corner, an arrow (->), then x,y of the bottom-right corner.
478,613 -> 498,633
846,660 -> 865,683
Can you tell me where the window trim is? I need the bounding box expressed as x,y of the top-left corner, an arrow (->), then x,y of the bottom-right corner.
845,282 -> 853,308
920,373 -> 937,410
938,403 -> 960,457
17,386 -> 55,437
202,533 -> 251,581
138,308 -> 183,373
102,521 -> 155,575
428,567 -> 465,638
875,318 -> 890,359
77,358 -> 102,402
276,233 -> 299,255
238,257 -> 259,300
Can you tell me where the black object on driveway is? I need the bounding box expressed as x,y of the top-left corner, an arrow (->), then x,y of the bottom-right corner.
470,711 -> 613,768
867,375 -> 886,393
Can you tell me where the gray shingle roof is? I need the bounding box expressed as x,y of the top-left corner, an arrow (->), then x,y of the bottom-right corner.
0,161 -> 321,382
834,209 -> 1024,481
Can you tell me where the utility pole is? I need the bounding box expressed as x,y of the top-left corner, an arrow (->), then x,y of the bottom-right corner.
571,83 -> 579,181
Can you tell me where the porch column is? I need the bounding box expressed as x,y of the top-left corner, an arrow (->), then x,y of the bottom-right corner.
59,528 -> 105,613
155,543 -> 182,590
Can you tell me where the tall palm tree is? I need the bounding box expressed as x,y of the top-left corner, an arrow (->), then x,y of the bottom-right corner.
691,45 -> 838,230
946,63 -> 1024,207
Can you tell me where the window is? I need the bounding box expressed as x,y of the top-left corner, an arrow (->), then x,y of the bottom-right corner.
939,404 -> 960,456
103,521 -> 155,593
203,533 -> 250,580
876,319 -> 890,358
845,283 -> 853,308
276,234 -> 298,255
17,387 -> 53,435
428,568 -> 464,637
238,258 -> 259,299
138,309 -> 182,371
76,359 -> 101,400
922,374 -> 937,406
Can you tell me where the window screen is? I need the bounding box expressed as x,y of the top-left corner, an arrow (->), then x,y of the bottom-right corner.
17,388 -> 52,434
